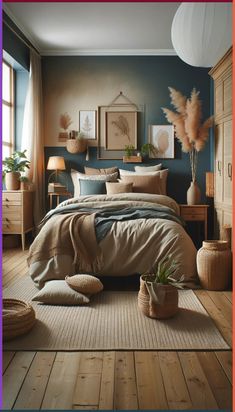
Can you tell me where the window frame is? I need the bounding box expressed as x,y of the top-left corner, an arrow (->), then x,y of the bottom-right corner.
2,59 -> 15,156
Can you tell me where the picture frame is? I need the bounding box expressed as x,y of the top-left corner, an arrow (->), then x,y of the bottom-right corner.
105,111 -> 137,151
79,110 -> 97,146
148,124 -> 175,159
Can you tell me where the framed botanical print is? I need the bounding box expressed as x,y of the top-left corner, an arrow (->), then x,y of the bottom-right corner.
148,125 -> 174,159
105,111 -> 137,150
79,110 -> 97,145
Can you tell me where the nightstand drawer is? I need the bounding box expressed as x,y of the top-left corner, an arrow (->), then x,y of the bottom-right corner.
2,205 -> 22,219
2,192 -> 22,205
181,213 -> 205,221
2,221 -> 22,233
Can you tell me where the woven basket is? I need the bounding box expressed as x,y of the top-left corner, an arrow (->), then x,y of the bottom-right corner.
138,276 -> 178,319
66,138 -> 87,154
196,240 -> 232,290
3,299 -> 36,340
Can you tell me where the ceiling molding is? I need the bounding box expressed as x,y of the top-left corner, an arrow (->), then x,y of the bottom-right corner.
41,49 -> 177,57
3,3 -> 41,52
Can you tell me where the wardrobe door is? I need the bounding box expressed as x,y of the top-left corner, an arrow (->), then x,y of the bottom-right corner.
215,81 -> 223,117
214,124 -> 223,204
223,119 -> 232,206
223,73 -> 232,115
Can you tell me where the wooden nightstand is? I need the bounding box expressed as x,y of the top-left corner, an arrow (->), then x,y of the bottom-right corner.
48,191 -> 72,209
179,205 -> 209,240
2,190 -> 34,250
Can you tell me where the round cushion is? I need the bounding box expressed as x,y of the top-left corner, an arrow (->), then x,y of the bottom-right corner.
3,299 -> 36,341
65,274 -> 103,295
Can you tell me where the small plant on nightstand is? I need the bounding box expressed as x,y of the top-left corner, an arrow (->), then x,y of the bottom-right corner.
19,176 -> 30,190
2,150 -> 30,191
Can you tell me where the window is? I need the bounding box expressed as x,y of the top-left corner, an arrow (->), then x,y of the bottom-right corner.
2,60 -> 14,158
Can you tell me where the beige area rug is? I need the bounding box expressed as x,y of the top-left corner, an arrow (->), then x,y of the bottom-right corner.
3,276 -> 229,351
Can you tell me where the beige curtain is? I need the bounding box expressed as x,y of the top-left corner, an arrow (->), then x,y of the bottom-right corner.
21,50 -> 45,226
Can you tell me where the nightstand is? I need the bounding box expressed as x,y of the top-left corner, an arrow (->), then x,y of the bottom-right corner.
48,191 -> 72,209
2,190 -> 34,250
179,205 -> 209,240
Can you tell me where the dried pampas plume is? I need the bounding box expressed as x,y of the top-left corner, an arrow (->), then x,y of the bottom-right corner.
60,113 -> 73,131
185,88 -> 202,142
168,87 -> 187,115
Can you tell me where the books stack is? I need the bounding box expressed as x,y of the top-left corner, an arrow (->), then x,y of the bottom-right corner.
48,183 -> 67,193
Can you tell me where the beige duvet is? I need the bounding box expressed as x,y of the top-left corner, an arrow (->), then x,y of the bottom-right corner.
29,193 -> 197,288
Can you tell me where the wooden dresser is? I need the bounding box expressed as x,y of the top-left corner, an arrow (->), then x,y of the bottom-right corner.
2,190 -> 34,250
209,47 -> 232,240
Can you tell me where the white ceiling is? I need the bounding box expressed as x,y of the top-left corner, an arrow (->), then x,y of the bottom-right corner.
3,2 -> 180,55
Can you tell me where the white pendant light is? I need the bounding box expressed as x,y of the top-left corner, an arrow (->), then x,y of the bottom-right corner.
171,3 -> 232,67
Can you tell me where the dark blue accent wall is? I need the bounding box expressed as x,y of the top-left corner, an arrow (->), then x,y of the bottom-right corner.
43,56 -> 212,203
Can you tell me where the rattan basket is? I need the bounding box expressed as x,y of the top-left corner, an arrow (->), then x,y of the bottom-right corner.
66,138 -> 87,154
3,299 -> 36,340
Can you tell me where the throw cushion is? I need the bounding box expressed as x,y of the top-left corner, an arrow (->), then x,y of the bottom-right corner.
120,174 -> 161,194
135,164 -> 162,172
32,280 -> 90,305
119,169 -> 168,195
85,166 -> 118,175
71,169 -> 118,197
106,182 -> 133,194
79,179 -> 106,195
66,274 -> 103,295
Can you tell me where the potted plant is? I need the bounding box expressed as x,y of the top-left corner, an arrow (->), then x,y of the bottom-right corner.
66,132 -> 87,154
2,150 -> 30,191
138,255 -> 185,319
123,145 -> 142,163
140,143 -> 158,159
19,176 -> 30,190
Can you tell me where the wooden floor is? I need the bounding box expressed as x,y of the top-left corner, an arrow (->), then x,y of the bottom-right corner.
2,246 -> 233,410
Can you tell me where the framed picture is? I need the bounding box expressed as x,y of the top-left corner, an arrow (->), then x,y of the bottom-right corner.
105,111 -> 137,150
148,125 -> 174,159
79,110 -> 97,143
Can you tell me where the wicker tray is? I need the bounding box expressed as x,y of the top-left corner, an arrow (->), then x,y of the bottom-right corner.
3,299 -> 36,340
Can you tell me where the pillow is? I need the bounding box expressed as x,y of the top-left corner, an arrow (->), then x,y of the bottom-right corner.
85,166 -> 118,175
79,179 -> 106,196
71,169 -> 118,197
106,182 -> 133,195
120,174 -> 161,194
32,280 -> 90,305
66,274 -> 103,295
134,164 -> 162,172
119,169 -> 168,195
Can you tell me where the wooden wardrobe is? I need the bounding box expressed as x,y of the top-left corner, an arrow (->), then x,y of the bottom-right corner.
209,47 -> 232,241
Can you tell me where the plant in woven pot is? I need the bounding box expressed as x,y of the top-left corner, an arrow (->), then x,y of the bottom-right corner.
138,255 -> 185,319
2,150 -> 30,190
66,132 -> 88,154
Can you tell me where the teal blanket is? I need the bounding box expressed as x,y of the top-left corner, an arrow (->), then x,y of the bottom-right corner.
41,203 -> 184,243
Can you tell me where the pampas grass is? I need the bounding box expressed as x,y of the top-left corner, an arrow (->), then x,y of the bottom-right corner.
60,113 -> 73,131
162,87 -> 213,181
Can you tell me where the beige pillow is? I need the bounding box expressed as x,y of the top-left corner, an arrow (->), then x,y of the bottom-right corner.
135,164 -> 162,172
66,274 -> 103,295
119,169 -> 168,195
120,174 -> 161,194
85,166 -> 118,175
106,182 -> 133,195
32,280 -> 90,305
71,169 -> 118,197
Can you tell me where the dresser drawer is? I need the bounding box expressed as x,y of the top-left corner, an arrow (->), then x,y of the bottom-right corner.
180,207 -> 206,218
181,213 -> 205,221
2,205 -> 22,219
2,221 -> 22,233
2,192 -> 22,205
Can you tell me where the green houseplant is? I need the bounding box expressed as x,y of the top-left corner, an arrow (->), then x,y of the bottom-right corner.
138,255 -> 185,319
2,150 -> 30,190
19,176 -> 30,190
140,143 -> 158,158
124,144 -> 135,157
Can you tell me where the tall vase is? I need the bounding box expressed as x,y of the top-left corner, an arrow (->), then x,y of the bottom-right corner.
187,180 -> 201,205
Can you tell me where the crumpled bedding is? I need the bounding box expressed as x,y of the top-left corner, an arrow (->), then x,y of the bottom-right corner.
29,193 -> 197,288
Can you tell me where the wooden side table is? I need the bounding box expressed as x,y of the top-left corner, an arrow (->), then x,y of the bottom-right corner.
179,205 -> 209,240
48,191 -> 72,209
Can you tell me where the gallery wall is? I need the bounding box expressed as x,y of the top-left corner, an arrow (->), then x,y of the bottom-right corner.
42,56 -> 212,203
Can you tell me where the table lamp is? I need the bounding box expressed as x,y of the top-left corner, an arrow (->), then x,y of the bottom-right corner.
47,156 -> 66,184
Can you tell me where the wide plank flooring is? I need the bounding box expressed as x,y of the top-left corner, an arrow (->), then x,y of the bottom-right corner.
2,246 -> 232,410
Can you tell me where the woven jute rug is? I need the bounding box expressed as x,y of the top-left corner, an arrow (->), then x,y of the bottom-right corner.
3,276 -> 229,351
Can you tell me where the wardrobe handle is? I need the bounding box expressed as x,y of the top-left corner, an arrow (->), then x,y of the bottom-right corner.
228,163 -> 232,180
217,160 -> 222,175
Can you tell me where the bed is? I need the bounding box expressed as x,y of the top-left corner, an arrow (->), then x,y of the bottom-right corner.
28,193 -> 197,289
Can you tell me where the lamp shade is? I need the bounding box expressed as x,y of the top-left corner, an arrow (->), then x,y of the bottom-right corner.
171,3 -> 232,67
47,156 -> 66,170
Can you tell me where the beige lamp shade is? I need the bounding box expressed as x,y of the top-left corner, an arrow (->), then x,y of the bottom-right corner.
47,156 -> 66,170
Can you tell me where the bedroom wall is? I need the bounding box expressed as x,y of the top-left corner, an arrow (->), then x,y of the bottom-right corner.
42,56 -> 212,203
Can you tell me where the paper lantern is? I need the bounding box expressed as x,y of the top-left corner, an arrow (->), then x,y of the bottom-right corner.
171,3 -> 232,67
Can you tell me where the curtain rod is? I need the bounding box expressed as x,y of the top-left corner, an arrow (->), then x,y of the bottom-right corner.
3,19 -> 41,56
